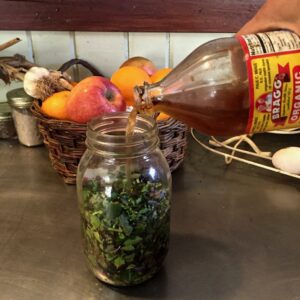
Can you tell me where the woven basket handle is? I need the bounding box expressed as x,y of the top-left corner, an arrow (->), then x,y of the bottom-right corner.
58,58 -> 103,76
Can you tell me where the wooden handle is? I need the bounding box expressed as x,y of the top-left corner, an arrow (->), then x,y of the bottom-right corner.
0,38 -> 21,52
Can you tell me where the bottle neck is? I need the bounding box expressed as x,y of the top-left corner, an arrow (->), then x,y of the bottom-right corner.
143,82 -> 164,103
86,112 -> 159,158
133,83 -> 164,117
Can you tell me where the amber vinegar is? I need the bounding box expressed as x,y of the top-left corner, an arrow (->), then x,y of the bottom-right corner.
149,82 -> 249,136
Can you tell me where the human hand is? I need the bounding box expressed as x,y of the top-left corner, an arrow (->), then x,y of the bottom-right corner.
237,0 -> 300,36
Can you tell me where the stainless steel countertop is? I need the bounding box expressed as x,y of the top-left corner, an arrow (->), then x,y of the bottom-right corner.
1,133 -> 300,300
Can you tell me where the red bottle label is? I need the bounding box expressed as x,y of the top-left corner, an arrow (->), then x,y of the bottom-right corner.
237,31 -> 300,133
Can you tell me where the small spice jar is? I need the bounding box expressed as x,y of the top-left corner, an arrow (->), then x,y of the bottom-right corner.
0,102 -> 16,139
77,112 -> 171,286
7,88 -> 43,147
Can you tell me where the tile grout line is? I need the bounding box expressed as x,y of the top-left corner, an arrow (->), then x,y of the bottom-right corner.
70,31 -> 79,81
26,31 -> 35,63
124,32 -> 130,60
165,32 -> 171,68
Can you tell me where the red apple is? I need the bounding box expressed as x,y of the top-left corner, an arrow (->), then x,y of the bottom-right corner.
66,76 -> 126,123
120,56 -> 157,76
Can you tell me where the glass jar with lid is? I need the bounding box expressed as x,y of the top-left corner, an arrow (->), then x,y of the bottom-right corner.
7,88 -> 43,147
0,102 -> 16,139
77,112 -> 171,286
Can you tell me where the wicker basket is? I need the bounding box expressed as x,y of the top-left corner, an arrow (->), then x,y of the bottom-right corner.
31,100 -> 188,184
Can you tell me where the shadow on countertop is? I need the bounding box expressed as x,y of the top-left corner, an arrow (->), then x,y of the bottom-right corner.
103,233 -> 241,300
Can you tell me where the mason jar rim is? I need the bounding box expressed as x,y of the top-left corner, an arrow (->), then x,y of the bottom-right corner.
86,112 -> 159,157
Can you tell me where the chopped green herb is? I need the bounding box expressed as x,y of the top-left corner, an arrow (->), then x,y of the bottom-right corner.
80,171 -> 170,286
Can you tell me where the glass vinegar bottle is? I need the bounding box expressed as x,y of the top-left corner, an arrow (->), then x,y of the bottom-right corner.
139,31 -> 300,136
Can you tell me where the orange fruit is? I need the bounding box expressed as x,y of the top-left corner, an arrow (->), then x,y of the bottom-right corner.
151,68 -> 172,83
156,112 -> 171,121
111,66 -> 152,106
41,91 -> 70,120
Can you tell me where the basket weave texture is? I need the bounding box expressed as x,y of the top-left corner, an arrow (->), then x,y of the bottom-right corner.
31,99 -> 188,184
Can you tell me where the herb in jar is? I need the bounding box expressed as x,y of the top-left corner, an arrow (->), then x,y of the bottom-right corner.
81,170 -> 170,286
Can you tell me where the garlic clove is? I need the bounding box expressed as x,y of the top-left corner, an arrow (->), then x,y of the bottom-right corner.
272,147 -> 300,175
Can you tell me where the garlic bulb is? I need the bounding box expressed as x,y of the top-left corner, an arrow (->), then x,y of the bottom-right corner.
272,147 -> 300,175
24,66 -> 73,100
24,67 -> 49,97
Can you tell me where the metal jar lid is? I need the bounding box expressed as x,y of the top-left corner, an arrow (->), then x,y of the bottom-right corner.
0,102 -> 13,121
7,88 -> 33,109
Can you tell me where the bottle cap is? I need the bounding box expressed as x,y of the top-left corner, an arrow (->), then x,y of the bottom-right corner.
7,88 -> 34,109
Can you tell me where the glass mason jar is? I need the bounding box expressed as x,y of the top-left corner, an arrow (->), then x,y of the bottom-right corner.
0,102 -> 16,139
77,112 -> 172,286
7,88 -> 43,147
